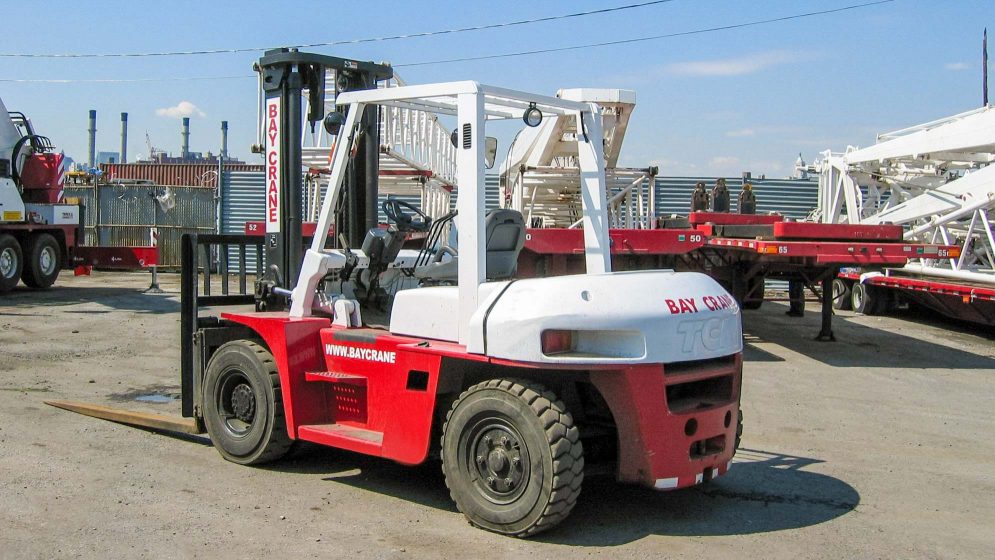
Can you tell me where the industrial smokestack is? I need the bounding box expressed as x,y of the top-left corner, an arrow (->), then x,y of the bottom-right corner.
181,117 -> 190,160
87,110 -> 97,168
220,120 -> 228,161
120,112 -> 128,164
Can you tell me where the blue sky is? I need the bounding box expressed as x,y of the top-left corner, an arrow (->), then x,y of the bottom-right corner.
2,0 -> 991,177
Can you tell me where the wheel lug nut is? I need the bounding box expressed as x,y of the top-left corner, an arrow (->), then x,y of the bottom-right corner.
504,478 -> 513,487
483,436 -> 491,446
512,457 -> 520,466
500,436 -> 509,447
486,476 -> 495,487
476,455 -> 485,464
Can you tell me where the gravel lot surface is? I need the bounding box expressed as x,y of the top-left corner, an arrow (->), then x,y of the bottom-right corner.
1,272 -> 993,559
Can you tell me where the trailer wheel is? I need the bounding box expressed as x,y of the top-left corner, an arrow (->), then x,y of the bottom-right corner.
0,234 -> 23,292
21,233 -> 61,289
441,379 -> 583,537
851,283 -> 881,315
203,340 -> 292,465
740,276 -> 765,310
832,278 -> 852,311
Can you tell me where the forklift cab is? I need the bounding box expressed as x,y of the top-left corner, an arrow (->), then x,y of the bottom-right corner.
289,82 -> 614,347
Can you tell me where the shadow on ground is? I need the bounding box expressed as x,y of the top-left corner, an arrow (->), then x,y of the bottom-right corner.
0,286 -> 177,314
262,444 -> 857,545
742,303 -> 995,369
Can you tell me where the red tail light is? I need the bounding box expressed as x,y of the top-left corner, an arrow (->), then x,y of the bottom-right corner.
541,330 -> 575,355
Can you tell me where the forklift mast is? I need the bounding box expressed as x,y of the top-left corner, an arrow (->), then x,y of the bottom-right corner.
255,48 -> 391,309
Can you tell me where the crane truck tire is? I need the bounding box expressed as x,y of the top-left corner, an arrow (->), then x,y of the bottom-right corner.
202,340 -> 293,465
832,278 -> 852,311
441,378 -> 584,537
21,233 -> 61,289
0,234 -> 23,292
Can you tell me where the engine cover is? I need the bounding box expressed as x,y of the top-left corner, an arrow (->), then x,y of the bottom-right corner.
471,270 -> 743,364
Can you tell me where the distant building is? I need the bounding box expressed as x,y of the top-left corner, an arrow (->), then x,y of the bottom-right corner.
137,150 -> 246,165
96,151 -> 120,165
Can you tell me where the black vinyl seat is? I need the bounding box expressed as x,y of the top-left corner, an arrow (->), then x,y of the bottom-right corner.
415,209 -> 526,283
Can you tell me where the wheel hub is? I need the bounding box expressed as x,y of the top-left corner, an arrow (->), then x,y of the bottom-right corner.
230,384 -> 255,423
39,247 -> 55,276
0,248 -> 14,278
471,425 -> 526,498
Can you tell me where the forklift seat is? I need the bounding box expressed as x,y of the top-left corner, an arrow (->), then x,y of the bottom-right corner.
415,209 -> 525,283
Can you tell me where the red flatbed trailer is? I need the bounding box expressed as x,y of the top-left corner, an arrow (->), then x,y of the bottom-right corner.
835,269 -> 995,326
518,214 -> 959,340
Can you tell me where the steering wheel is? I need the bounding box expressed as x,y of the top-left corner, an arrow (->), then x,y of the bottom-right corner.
382,198 -> 431,232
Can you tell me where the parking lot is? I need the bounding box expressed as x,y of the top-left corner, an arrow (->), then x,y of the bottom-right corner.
2,271 -> 993,559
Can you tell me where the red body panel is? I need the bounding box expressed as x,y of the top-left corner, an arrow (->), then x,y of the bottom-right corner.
708,237 -> 960,265
19,153 -> 64,203
523,228 -> 705,256
772,221 -> 903,241
218,311 -> 742,487
590,357 -> 741,489
71,246 -> 158,268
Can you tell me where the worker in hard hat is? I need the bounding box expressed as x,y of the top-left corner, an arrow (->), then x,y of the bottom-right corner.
739,182 -> 757,214
690,181 -> 709,212
712,178 -> 730,213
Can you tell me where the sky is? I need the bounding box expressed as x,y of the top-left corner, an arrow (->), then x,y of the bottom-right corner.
1,0 -> 992,178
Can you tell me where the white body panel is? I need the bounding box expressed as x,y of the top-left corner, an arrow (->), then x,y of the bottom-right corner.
23,203 -> 79,225
0,97 -> 22,162
476,271 -> 741,364
0,178 -> 25,223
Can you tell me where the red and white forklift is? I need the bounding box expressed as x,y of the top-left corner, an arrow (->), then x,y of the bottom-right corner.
181,50 -> 744,536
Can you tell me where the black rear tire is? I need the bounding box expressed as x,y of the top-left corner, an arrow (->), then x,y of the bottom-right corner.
441,379 -> 583,537
832,278 -> 852,311
21,233 -> 61,289
203,340 -> 292,465
851,283 -> 881,315
0,234 -> 23,292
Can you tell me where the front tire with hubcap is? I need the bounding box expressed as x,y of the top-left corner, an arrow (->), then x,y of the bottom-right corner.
0,234 -> 23,292
441,378 -> 584,537
203,340 -> 292,465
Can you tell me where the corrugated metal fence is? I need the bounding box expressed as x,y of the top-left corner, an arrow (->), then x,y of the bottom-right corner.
64,183 -> 217,267
655,176 -> 818,220
219,172 -> 817,233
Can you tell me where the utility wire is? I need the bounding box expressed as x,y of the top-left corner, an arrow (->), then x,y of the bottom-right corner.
0,0 -> 675,58
0,0 -> 894,82
395,0 -> 895,67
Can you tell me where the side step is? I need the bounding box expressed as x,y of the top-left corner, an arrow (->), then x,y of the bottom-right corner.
297,423 -> 384,456
304,371 -> 367,386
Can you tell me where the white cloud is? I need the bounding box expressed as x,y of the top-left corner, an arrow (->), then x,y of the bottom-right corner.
710,156 -> 740,167
156,101 -> 206,119
666,50 -> 809,77
945,62 -> 970,71
726,128 -> 756,138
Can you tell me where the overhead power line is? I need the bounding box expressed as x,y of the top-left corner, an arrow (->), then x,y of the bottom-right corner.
0,0 -> 894,83
0,0 -> 675,58
395,0 -> 895,67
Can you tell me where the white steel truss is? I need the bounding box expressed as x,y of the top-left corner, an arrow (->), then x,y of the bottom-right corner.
499,88 -> 658,229
814,106 -> 995,282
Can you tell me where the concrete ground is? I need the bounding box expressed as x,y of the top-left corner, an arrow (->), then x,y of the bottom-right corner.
1,271 -> 993,559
